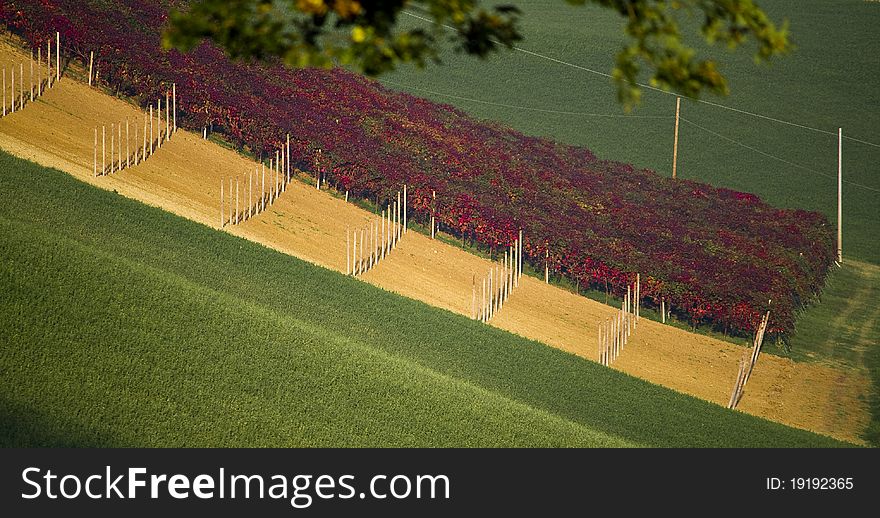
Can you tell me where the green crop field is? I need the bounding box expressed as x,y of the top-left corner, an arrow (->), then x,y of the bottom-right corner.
385,0 -> 879,264
0,151 -> 851,447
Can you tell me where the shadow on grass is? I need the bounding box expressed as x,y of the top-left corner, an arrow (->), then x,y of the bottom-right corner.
0,399 -> 115,448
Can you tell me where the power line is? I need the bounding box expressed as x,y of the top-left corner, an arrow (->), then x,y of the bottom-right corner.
379,78 -> 671,118
680,117 -> 880,193
402,10 -> 880,149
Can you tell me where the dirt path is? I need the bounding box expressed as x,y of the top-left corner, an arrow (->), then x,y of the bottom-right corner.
0,42 -> 869,444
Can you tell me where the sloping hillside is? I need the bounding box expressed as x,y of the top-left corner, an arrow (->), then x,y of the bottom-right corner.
0,40 -> 869,443
0,149 -> 852,447
0,0 -> 836,336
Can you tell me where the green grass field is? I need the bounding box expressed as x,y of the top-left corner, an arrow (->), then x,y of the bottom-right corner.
385,0 -> 879,264
0,151 -> 851,447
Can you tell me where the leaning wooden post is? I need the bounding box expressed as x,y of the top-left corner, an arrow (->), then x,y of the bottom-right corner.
837,127 -> 843,263
88,51 -> 94,86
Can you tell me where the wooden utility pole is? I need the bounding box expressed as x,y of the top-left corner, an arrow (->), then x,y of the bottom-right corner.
672,97 -> 681,179
837,128 -> 843,264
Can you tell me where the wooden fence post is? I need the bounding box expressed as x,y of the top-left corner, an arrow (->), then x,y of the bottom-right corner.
93,128 -> 97,177
46,38 -> 50,88
431,190 -> 436,239
545,249 -> 549,283
397,191 -> 402,242
88,51 -> 93,86
10,66 -> 14,113
220,180 -> 224,228
173,83 -> 177,133
403,184 -> 408,234
248,170 -> 253,219
125,119 -> 130,169
142,113 -> 147,162
110,122 -> 116,174
102,125 -> 105,175
157,97 -> 162,147
36,48 -> 41,96
235,178 -> 240,225
29,51 -> 33,103
55,32 -> 60,82
149,105 -> 153,156
117,122 -> 121,170
165,90 -> 169,141
346,228 -> 351,275
3,66 -> 6,116
261,162 -> 266,212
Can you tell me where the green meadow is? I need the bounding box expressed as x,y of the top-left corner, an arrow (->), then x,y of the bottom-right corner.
0,151 -> 849,447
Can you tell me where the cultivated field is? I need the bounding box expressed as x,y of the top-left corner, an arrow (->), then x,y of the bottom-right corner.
0,149 -> 849,447
0,40 -> 870,443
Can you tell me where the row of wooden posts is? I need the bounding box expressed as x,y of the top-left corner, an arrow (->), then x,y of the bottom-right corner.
598,274 -> 641,366
346,186 -> 408,276
221,134 -> 293,228
2,32 -> 61,117
473,231 -> 524,322
727,310 -> 771,409
93,85 -> 177,177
